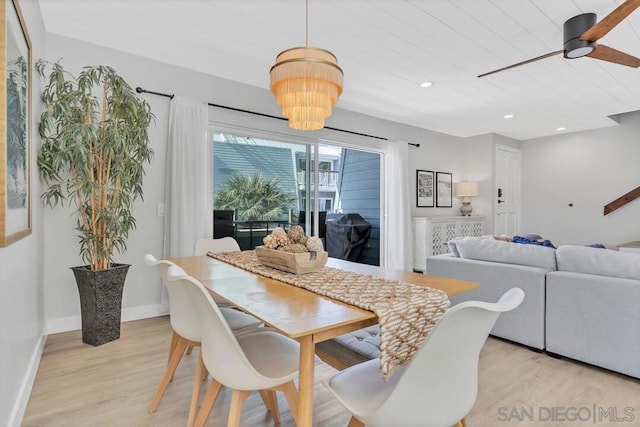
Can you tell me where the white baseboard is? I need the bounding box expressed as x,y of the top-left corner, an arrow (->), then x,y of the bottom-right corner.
46,303 -> 168,335
46,314 -> 81,335
122,303 -> 168,322
9,333 -> 46,427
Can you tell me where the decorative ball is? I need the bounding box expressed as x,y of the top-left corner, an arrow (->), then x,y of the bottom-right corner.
272,227 -> 287,237
306,236 -> 324,253
287,225 -> 305,243
273,233 -> 290,248
263,234 -> 279,249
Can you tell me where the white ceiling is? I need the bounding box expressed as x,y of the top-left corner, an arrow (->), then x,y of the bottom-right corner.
37,0 -> 640,140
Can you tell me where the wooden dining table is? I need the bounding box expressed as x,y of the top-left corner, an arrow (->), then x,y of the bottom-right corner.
169,255 -> 478,427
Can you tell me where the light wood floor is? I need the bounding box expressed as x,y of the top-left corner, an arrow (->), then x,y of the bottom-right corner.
23,316 -> 640,426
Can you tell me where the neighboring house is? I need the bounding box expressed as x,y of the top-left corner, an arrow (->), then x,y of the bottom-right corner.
336,149 -> 381,266
213,136 -> 343,219
295,148 -> 341,213
213,139 -> 298,217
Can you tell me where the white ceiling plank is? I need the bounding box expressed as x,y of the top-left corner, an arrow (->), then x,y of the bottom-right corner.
38,0 -> 640,140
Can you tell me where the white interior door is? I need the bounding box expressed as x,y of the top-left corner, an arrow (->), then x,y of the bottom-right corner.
494,145 -> 521,236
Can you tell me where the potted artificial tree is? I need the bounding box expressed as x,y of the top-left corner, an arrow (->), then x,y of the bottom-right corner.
37,60 -> 154,346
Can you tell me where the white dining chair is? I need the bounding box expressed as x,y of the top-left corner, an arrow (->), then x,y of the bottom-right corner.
193,237 -> 241,308
165,266 -> 301,427
194,236 -> 241,256
322,288 -> 525,427
145,254 -> 263,427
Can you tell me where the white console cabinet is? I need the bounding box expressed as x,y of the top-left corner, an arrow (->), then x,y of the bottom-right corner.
412,216 -> 485,272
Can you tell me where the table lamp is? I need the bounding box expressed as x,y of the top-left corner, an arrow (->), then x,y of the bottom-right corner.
455,181 -> 478,216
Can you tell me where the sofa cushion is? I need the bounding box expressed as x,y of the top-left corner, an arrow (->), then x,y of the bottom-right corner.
316,325 -> 381,368
456,237 -> 557,271
332,325 -> 381,359
556,245 -> 640,281
447,235 -> 493,257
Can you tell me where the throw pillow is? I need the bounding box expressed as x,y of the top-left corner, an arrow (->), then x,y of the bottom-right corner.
513,235 -> 555,248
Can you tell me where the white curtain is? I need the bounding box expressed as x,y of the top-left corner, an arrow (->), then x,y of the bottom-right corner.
386,140 -> 412,271
163,97 -> 212,257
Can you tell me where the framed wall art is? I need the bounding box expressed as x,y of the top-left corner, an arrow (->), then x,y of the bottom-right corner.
416,169 -> 434,207
436,172 -> 452,208
1,0 -> 32,246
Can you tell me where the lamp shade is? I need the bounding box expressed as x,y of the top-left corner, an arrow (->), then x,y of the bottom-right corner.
455,181 -> 478,197
270,47 -> 343,131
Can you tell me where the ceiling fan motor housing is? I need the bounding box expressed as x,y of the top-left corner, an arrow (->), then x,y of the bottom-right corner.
563,13 -> 597,58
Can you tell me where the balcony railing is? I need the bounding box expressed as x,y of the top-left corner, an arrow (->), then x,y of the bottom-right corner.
297,170 -> 339,189
213,210 -> 296,250
233,220 -> 292,250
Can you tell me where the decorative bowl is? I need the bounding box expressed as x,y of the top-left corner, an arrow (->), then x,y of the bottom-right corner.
255,245 -> 328,274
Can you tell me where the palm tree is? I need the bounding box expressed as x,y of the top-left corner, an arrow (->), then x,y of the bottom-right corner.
214,171 -> 294,220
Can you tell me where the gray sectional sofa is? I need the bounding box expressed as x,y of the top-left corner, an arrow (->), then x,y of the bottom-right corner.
546,245 -> 640,379
426,237 -> 555,350
426,238 -> 640,379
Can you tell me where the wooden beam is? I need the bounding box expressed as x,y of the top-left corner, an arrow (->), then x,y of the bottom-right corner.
604,186 -> 640,215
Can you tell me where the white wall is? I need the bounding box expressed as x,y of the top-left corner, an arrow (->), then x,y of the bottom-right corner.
0,1 -> 46,425
460,134 -> 494,231
43,34 -> 474,330
406,131 -> 521,232
440,133 -> 522,236
408,133 -> 467,218
521,110 -> 640,247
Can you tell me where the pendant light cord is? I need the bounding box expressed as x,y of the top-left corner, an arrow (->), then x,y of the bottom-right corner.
305,0 -> 309,47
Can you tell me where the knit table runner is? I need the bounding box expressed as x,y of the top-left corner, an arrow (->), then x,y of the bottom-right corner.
207,250 -> 450,379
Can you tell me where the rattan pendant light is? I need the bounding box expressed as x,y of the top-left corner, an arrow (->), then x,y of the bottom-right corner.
270,0 -> 343,131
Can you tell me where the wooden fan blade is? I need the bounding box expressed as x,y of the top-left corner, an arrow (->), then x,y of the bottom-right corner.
587,44 -> 640,67
580,0 -> 640,42
477,50 -> 563,78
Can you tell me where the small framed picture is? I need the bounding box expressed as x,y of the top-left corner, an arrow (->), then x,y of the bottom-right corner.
416,170 -> 434,207
436,172 -> 452,207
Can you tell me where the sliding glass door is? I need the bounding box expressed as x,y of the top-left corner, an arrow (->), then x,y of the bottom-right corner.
211,130 -> 382,266
212,132 -> 311,249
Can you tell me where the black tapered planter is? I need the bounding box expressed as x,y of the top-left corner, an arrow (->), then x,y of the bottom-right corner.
71,263 -> 130,346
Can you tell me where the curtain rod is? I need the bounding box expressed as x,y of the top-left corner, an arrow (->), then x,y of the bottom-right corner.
135,87 -> 420,148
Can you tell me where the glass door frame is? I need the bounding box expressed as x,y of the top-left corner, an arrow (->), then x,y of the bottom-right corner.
209,121 -> 387,266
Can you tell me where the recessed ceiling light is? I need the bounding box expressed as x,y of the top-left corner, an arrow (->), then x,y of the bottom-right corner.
504,114 -> 514,119
556,127 -> 566,131
419,81 -> 433,88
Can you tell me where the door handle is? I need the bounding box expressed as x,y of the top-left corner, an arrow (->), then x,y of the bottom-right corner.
498,199 -> 505,204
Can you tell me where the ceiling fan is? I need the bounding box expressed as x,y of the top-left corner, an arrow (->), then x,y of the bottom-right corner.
478,0 -> 640,78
